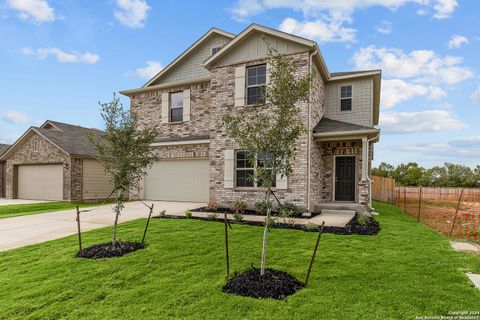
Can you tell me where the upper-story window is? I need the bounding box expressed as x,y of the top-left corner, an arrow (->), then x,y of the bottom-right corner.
169,91 -> 183,122
340,85 -> 352,111
246,64 -> 266,105
235,150 -> 276,188
212,47 -> 221,55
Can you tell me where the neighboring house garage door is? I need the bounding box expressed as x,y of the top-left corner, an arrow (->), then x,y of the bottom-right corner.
17,164 -> 63,200
144,159 -> 209,202
83,159 -> 114,200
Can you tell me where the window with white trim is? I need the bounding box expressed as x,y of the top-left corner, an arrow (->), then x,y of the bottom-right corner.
340,85 -> 352,111
235,150 -> 276,188
169,91 -> 183,122
246,64 -> 266,105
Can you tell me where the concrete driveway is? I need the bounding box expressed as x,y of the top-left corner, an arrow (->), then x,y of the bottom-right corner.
0,199 -> 51,206
0,201 -> 204,252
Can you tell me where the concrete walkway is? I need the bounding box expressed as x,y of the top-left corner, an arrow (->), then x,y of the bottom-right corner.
0,199 -> 51,206
0,201 -> 203,252
182,210 -> 354,228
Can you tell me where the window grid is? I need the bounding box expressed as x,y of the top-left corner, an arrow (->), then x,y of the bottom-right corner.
340,85 -> 352,111
235,150 -> 276,188
246,64 -> 266,105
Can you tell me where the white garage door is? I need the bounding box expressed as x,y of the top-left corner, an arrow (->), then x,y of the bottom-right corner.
18,164 -> 63,200
144,159 -> 209,202
83,159 -> 114,200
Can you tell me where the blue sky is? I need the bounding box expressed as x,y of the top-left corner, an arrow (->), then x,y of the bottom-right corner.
0,0 -> 478,168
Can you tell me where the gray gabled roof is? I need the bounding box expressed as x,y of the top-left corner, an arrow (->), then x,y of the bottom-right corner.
36,121 -> 104,157
0,144 -> 10,158
313,117 -> 376,134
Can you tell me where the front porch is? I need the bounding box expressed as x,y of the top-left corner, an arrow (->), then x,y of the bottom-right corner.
311,117 -> 380,213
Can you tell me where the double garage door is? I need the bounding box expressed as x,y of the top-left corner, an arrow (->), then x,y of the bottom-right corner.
144,159 -> 209,202
17,164 -> 63,200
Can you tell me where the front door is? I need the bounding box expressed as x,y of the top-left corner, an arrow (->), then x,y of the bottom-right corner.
335,156 -> 355,201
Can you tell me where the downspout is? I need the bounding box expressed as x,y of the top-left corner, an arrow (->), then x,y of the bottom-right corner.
366,133 -> 380,210
307,49 -> 318,212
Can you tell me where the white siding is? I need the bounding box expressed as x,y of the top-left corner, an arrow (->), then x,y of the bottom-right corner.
157,34 -> 231,84
324,78 -> 373,127
83,159 -> 113,200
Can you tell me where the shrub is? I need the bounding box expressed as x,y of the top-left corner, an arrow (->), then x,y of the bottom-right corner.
232,199 -> 247,214
159,210 -> 166,217
280,202 -> 297,217
305,222 -> 318,231
207,213 -> 218,220
206,200 -> 219,211
185,210 -> 192,219
255,201 -> 272,215
358,212 -> 371,225
233,212 -> 244,222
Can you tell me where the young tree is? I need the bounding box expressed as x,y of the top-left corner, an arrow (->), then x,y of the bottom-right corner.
89,94 -> 158,244
222,50 -> 311,275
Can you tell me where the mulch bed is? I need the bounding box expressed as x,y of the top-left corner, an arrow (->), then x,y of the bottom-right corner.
191,207 -> 321,218
154,213 -> 380,235
76,241 -> 145,259
223,268 -> 304,300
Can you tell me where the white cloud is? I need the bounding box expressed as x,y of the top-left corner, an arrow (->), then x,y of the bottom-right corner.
279,16 -> 356,43
21,47 -> 100,64
114,0 -> 150,29
353,46 -> 473,85
381,79 -> 446,108
433,0 -> 458,19
229,0 -> 459,21
392,136 -> 480,160
7,0 -> 54,23
380,110 -> 467,134
375,20 -> 392,34
2,110 -> 31,124
447,34 -> 469,49
470,86 -> 480,103
135,60 -> 163,79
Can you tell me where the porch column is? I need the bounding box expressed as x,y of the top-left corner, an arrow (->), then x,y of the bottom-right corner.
361,137 -> 368,180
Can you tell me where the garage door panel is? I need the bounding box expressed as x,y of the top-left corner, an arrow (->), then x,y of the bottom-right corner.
18,165 -> 63,200
144,160 -> 209,202
83,159 -> 113,200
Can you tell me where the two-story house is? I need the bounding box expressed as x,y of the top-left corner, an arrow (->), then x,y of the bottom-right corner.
121,24 -> 381,213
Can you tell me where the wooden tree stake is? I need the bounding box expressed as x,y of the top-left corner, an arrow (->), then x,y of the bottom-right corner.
76,206 -> 82,254
305,221 -> 325,287
141,204 -> 154,244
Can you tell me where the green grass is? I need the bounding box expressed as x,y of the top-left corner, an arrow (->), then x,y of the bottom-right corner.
0,200 -> 116,219
0,201 -> 478,319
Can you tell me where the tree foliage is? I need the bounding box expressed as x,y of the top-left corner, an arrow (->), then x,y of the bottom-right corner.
372,162 -> 480,187
222,49 -> 311,275
88,94 -> 159,243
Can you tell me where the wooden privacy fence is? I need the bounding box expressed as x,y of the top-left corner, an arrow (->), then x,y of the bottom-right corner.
395,186 -> 480,241
371,176 -> 396,203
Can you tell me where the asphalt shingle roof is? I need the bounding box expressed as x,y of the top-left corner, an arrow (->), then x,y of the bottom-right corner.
313,117 -> 374,134
0,144 -> 10,157
35,121 -> 104,157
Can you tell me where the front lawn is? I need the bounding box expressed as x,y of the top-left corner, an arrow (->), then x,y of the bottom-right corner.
0,200 -> 115,219
0,202 -> 478,319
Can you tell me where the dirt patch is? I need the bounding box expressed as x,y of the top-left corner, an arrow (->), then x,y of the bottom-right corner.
76,241 -> 145,259
223,268 -> 304,300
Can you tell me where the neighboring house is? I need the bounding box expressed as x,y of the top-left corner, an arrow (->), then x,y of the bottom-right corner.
0,144 -> 10,198
0,121 -> 113,201
121,24 -> 381,213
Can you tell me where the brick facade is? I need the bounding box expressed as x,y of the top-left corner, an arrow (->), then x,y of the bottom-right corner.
0,162 -> 5,198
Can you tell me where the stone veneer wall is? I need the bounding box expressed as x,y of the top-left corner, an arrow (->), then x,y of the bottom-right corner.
4,133 -> 81,201
209,52 -> 312,211
319,140 -> 371,207
70,158 -> 83,201
308,63 -> 325,210
0,162 -> 5,198
130,82 -> 212,137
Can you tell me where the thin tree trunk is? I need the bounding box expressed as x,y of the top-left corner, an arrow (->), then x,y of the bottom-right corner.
112,189 -> 122,245
260,189 -> 272,276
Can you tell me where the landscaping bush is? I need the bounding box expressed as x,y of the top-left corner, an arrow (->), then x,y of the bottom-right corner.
255,201 -> 272,215
185,210 -> 192,219
232,200 -> 247,214
233,212 -> 244,222
206,200 -> 219,211
280,202 -> 298,217
207,213 -> 218,220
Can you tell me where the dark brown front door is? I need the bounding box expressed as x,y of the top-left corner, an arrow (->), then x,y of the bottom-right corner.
335,156 -> 355,201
